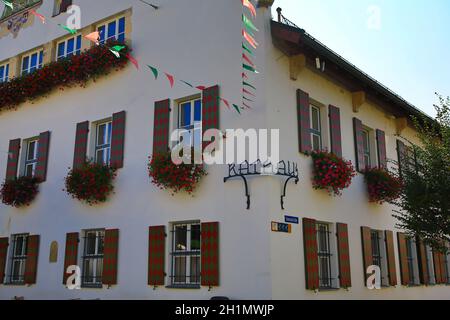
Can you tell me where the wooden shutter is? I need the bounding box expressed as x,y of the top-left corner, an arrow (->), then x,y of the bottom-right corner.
73,121 -> 89,169
24,235 -> 40,284
297,89 -> 311,154
336,223 -> 351,288
353,118 -> 365,172
440,251 -> 448,283
35,131 -> 51,182
148,226 -> 166,286
396,139 -> 406,176
385,230 -> 398,286
110,111 -> 126,169
152,99 -> 171,155
397,233 -> 410,285
302,218 -> 319,290
63,232 -> 79,285
416,239 -> 429,285
328,105 -> 342,157
376,129 -> 387,168
202,85 -> 220,151
0,237 -> 9,284
5,139 -> 20,180
102,229 -> 119,285
201,222 -> 219,287
360,227 -> 373,282
433,250 -> 443,284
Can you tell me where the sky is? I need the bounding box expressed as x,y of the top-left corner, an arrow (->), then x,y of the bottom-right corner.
272,0 -> 450,117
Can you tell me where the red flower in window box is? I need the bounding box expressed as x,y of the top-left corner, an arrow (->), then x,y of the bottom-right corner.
0,176 -> 40,207
64,161 -> 117,205
148,150 -> 207,195
310,150 -> 356,196
364,167 -> 403,204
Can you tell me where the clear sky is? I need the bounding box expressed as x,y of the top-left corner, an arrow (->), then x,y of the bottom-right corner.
272,0 -> 450,117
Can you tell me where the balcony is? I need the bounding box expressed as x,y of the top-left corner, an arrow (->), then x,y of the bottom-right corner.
0,0 -> 42,24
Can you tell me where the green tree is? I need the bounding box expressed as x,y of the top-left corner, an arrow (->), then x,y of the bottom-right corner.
393,95 -> 450,252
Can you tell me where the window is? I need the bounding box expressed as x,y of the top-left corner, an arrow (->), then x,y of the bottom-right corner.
310,105 -> 322,151
406,237 -> 419,285
316,223 -> 333,289
57,35 -> 82,60
7,234 -> 29,285
98,17 -> 126,44
24,139 -> 39,178
362,129 -> 371,168
170,222 -> 201,286
21,50 -> 43,76
0,63 -> 9,83
53,0 -> 72,16
95,121 -> 112,165
370,230 -> 389,286
425,246 -> 436,285
81,230 -> 104,287
177,98 -> 202,151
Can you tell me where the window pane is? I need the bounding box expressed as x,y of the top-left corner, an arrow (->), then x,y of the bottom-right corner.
107,20 -> 117,39
194,100 -> 202,122
190,256 -> 200,283
311,106 -> 320,131
118,17 -> 125,41
175,226 -> 187,251
191,224 -> 200,250
362,131 -> 369,151
96,258 -> 103,282
27,141 -> 36,160
25,164 -> 34,177
98,25 -> 106,44
30,53 -> 38,72
0,66 -> 4,81
97,124 -> 106,146
107,122 -> 112,144
174,256 -> 186,283
67,38 -> 75,56
76,35 -> 82,53
181,102 -> 191,128
86,233 -> 97,255
96,149 -> 104,165
38,51 -> 43,68
57,42 -> 65,59
22,56 -> 29,74
312,134 -> 321,151
14,237 -> 24,256
97,233 -> 104,254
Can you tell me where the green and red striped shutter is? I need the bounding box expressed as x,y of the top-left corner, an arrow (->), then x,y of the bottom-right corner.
376,129 -> 387,168
152,99 -> 171,155
201,222 -> 219,287
329,105 -> 342,157
73,121 -> 89,169
24,235 -> 40,284
297,89 -> 311,154
63,232 -> 79,285
336,223 -> 351,288
5,138 -> 21,180
148,226 -> 166,286
417,239 -> 429,285
202,85 -> 220,151
353,118 -> 365,172
35,131 -> 51,182
361,227 -> 373,282
0,237 -> 9,284
397,233 -> 410,285
102,229 -> 119,285
433,250 -> 444,284
385,230 -> 398,286
302,218 -> 319,290
110,111 -> 126,169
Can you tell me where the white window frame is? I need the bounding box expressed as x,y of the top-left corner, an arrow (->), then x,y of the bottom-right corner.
80,229 -> 105,288
0,62 -> 9,83
310,104 -> 322,151
316,222 -> 339,289
93,120 -> 112,166
21,49 -> 44,76
97,16 -> 126,44
56,34 -> 82,61
176,96 -> 202,152
170,221 -> 201,287
7,234 -> 29,285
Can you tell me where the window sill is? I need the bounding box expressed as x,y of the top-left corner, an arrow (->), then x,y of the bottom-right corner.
4,283 -> 26,287
166,284 -> 201,290
318,287 -> 340,292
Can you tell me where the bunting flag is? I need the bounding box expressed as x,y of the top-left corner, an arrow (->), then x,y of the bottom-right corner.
109,49 -> 121,58
147,65 -> 158,79
242,29 -> 258,49
84,31 -> 100,44
232,104 -> 242,114
220,98 -> 231,110
242,0 -> 256,18
164,72 -> 174,88
2,0 -> 13,10
243,96 -> 254,102
242,43 -> 253,56
243,88 -> 255,97
243,64 -> 258,73
243,102 -> 252,109
196,85 -> 206,91
111,45 -> 126,53
180,80 -> 193,88
242,14 -> 258,32
30,9 -> 46,24
243,81 -> 256,90
242,53 -> 254,66
242,72 -> 248,79
58,24 -> 77,35
126,53 -> 139,70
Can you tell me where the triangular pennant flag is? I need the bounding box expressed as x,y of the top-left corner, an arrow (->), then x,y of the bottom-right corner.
243,96 -> 254,102
243,81 -> 256,90
232,104 -> 242,114
220,98 -> 231,110
196,86 -> 206,91
111,45 -> 126,53
242,72 -> 248,79
30,10 -> 46,24
243,64 -> 258,73
84,31 -> 100,44
243,88 -> 255,97
242,0 -> 256,18
58,24 -> 77,35
165,72 -> 174,88
180,80 -> 194,88
126,53 -> 139,70
147,65 -> 158,79
109,49 -> 121,58
242,53 -> 254,66
243,102 -> 252,109
2,0 -> 13,10
242,29 -> 258,49
242,43 -> 253,56
242,14 -> 258,32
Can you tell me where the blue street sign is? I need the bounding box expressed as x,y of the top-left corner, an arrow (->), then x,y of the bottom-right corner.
284,216 -> 299,224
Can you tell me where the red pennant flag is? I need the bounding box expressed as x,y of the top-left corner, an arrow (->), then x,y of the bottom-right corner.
221,98 -> 231,110
243,29 -> 258,49
85,31 -> 100,44
242,72 -> 248,79
30,9 -> 46,24
243,88 -> 255,97
196,86 -> 206,91
242,53 -> 254,66
125,53 -> 139,70
242,0 -> 256,17
165,72 -> 174,88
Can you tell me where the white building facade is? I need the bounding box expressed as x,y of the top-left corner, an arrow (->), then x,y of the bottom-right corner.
0,0 -> 449,300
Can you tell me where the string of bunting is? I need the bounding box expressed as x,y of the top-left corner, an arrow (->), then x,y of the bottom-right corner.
1,0 -> 244,114
241,0 -> 258,109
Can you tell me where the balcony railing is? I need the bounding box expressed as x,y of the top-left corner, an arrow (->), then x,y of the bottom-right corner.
1,0 -> 42,23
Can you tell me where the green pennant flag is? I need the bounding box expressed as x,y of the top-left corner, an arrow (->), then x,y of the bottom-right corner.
2,0 -> 13,10
243,81 -> 256,90
232,104 -> 241,114
147,65 -> 158,79
242,14 -> 258,32
243,64 -> 258,73
242,43 -> 253,55
243,96 -> 254,102
111,45 -> 126,52
58,24 -> 77,35
180,80 -> 194,88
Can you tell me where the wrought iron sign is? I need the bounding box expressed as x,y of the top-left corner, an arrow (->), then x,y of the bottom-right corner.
223,160 -> 299,210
